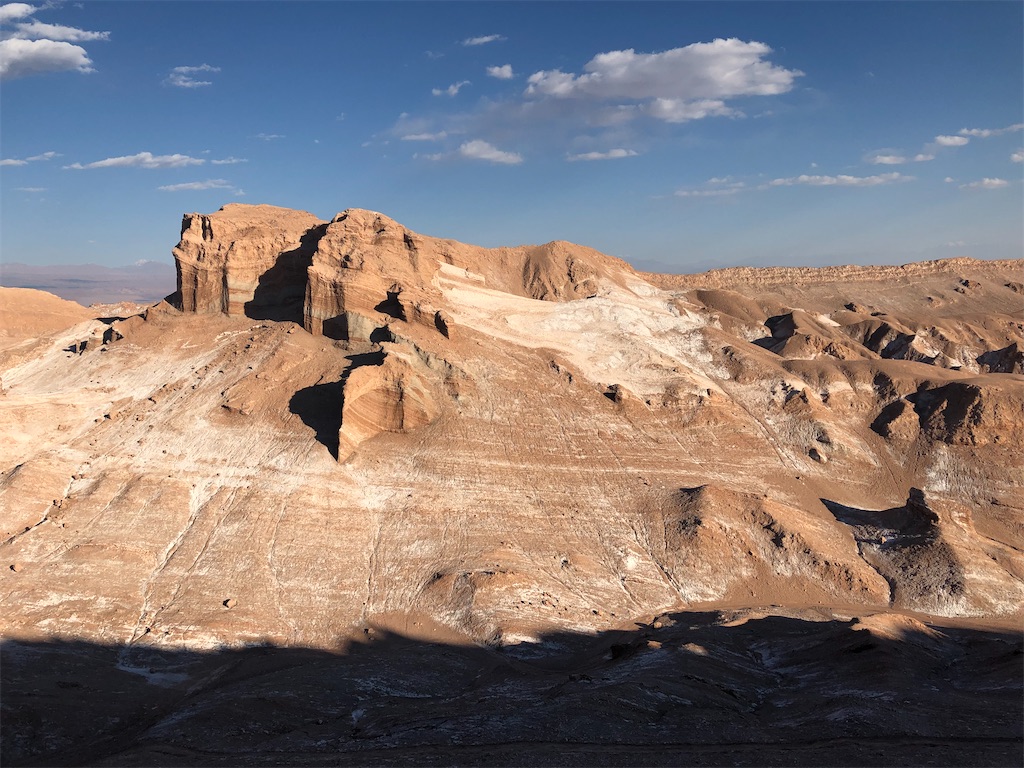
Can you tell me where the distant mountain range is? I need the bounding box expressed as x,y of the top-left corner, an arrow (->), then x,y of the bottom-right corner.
0,261 -> 176,306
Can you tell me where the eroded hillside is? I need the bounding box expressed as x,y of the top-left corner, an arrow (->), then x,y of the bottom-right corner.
1,203 -> 1021,765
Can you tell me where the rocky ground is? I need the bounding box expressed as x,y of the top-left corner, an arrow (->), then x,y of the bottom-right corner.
1,204 -> 1021,765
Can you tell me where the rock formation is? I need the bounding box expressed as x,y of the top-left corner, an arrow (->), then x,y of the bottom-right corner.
1,204 -> 1022,766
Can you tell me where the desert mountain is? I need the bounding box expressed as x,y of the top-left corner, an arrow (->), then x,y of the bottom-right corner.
1,203 -> 1021,765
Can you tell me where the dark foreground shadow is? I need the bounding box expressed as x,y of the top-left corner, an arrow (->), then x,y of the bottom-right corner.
2,612 -> 1021,767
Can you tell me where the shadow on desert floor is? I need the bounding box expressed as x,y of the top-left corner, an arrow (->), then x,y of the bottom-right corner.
2,610 -> 1021,767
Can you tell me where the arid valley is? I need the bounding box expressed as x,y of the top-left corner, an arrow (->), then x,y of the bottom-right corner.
1,203 -> 1022,766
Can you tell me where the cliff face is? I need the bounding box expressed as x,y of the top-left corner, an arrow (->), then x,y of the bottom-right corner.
174,204 -> 637,341
173,204 -> 326,318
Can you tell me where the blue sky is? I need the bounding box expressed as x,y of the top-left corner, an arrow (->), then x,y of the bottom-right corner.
1,1 -> 1021,272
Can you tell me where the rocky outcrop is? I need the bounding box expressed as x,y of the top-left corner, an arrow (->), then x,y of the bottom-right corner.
173,204 -> 326,318
175,204 -> 637,343
337,349 -> 439,461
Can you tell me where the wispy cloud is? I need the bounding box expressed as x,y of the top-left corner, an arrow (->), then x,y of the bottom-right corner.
0,4 -> 108,80
864,150 -> 933,165
933,135 -> 969,147
254,133 -> 284,141
432,80 -> 470,97
210,156 -> 247,165
8,20 -> 109,42
675,177 -> 746,197
1012,150 -> 1024,163
959,177 -> 1008,190
458,139 -> 522,165
958,123 -> 1024,138
401,131 -> 448,141
525,40 -> 802,124
766,172 -> 912,187
64,151 -> 204,169
566,148 -> 638,162
157,178 -> 241,193
15,186 -> 46,192
462,34 -> 504,46
0,149 -> 59,166
165,63 -> 219,88
486,64 -> 514,80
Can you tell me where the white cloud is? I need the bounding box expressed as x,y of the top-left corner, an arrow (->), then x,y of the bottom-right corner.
946,240 -> 965,247
958,123 -> 1024,138
157,179 -> 235,192
0,37 -> 93,79
866,153 -> 907,165
1011,150 -> 1024,163
934,135 -> 969,147
0,3 -> 36,24
0,5 -> 109,80
524,39 -> 802,124
10,20 -> 109,41
64,151 -> 204,169
959,178 -> 1009,190
486,64 -> 514,80
944,176 -> 955,183
211,156 -> 247,164
767,172 -> 912,187
566,148 -> 638,162
432,80 -> 470,97
15,186 -> 45,192
165,63 -> 219,88
645,98 -> 738,123
462,34 -> 504,46
401,131 -> 448,141
254,133 -> 284,141
458,139 -> 522,165
0,149 -> 58,165
913,153 -> 934,162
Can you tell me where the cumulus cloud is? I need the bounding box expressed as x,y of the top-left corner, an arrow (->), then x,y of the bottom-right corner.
165,63 -> 219,88
913,153 -> 934,162
486,64 -> 514,79
524,39 -> 801,124
64,151 -> 204,169
401,131 -> 448,141
458,139 -> 522,165
959,178 -> 1008,190
0,3 -> 35,24
767,172 -> 912,187
933,135 -> 969,147
432,80 -> 470,97
462,34 -> 504,46
1012,150 -> 1024,163
157,179 -> 238,192
0,4 -> 108,80
958,123 -> 1024,138
0,38 -> 94,79
566,148 -> 638,162
211,156 -> 247,165
0,149 -> 58,165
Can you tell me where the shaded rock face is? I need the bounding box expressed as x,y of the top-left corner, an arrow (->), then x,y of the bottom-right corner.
174,204 -> 327,320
